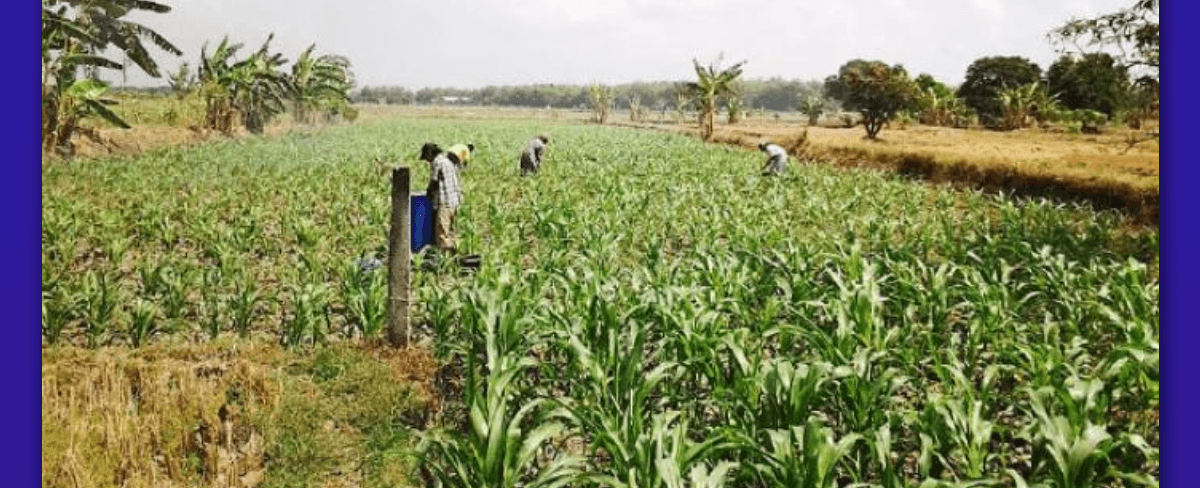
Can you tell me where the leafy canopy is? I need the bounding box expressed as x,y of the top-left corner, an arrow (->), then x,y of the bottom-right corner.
827,59 -> 917,139
1048,0 -> 1158,81
956,56 -> 1042,127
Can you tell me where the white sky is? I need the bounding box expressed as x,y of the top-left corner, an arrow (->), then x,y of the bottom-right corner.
111,0 -> 1133,90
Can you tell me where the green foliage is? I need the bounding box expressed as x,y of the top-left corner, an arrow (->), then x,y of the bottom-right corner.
42,118 -> 1158,486
957,56 -> 1042,127
1047,53 -> 1131,117
687,57 -> 746,141
726,96 -> 745,124
197,34 -> 292,135
290,44 -> 354,124
913,74 -> 970,127
996,82 -> 1056,130
798,96 -> 825,125
1048,0 -> 1158,81
41,0 -> 181,155
589,84 -> 613,124
828,60 -> 918,138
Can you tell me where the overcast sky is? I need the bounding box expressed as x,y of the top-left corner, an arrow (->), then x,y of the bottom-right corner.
112,0 -> 1133,90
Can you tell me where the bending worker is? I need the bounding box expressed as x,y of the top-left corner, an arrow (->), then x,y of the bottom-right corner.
759,141 -> 788,176
520,134 -> 550,176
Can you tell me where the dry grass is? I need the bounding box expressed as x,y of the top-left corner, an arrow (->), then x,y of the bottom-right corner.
42,339 -> 282,488
42,339 -> 439,488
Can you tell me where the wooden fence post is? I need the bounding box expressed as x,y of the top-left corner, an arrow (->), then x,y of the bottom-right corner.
387,166 -> 411,347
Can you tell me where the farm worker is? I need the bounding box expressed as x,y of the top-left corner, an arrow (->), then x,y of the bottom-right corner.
419,142 -> 463,253
519,134 -> 550,176
758,141 -> 788,176
446,143 -> 475,170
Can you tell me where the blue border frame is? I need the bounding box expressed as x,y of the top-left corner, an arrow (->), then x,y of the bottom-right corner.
15,1 -> 1185,486
8,0 -> 44,485
1159,0 -> 1191,485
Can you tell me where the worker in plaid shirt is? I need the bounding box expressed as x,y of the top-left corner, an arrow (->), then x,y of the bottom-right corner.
419,142 -> 462,253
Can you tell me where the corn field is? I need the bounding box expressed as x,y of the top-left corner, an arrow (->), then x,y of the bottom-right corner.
42,117 -> 1158,487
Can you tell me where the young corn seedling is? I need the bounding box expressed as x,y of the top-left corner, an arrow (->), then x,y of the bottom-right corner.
749,421 -> 862,488
42,288 -> 78,346
128,298 -> 160,348
341,260 -> 388,339
281,283 -> 331,347
916,394 -> 995,480
230,274 -> 263,338
419,348 -> 578,488
1026,388 -> 1117,488
81,270 -> 120,348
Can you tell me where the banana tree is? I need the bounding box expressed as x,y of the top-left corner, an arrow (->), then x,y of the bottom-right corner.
290,44 -> 353,124
42,78 -> 130,156
198,34 -> 291,135
798,95 -> 826,126
197,36 -> 244,134
687,58 -> 745,141
41,0 -> 181,156
589,84 -> 613,124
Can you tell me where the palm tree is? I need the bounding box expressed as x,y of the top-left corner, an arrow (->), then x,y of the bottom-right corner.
290,44 -> 353,124
687,57 -> 745,141
42,0 -> 181,155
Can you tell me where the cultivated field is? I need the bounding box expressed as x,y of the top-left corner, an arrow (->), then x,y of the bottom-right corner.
43,113 -> 1158,487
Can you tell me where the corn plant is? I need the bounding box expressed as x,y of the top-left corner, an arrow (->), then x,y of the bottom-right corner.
419,342 -> 578,488
280,283 -> 331,347
229,273 -> 263,338
1027,390 -> 1116,488
916,394 -> 995,480
42,116 -> 1158,485
340,260 -> 387,339
127,298 -> 159,348
748,421 -> 862,488
80,270 -> 120,348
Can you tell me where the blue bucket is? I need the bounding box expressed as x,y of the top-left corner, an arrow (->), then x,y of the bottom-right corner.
411,193 -> 434,252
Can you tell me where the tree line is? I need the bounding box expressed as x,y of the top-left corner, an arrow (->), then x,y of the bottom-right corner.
359,0 -> 1157,141
354,78 -> 827,114
42,0 -> 1156,153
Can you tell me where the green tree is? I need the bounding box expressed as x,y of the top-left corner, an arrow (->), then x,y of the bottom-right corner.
914,73 -> 953,100
167,62 -> 193,99
1046,53 -> 1130,117
797,95 -> 825,126
687,57 -> 746,141
41,0 -> 181,156
290,44 -> 354,124
996,82 -> 1056,130
829,60 -> 917,139
1048,0 -> 1157,81
726,96 -> 745,124
913,74 -> 965,127
957,56 -> 1042,127
588,83 -> 613,124
197,34 -> 291,135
